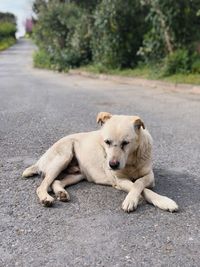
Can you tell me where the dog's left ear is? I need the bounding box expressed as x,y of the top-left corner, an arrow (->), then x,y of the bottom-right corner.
133,117 -> 145,132
96,112 -> 112,125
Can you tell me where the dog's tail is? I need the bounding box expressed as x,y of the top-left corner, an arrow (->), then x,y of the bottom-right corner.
143,188 -> 178,212
22,164 -> 39,178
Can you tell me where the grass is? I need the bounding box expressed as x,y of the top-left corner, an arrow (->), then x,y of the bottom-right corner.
33,50 -> 52,70
32,50 -> 200,85
80,64 -> 200,85
33,49 -> 69,72
0,37 -> 16,51
162,73 -> 200,85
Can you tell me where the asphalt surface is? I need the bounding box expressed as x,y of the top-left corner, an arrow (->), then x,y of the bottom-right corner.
0,39 -> 200,267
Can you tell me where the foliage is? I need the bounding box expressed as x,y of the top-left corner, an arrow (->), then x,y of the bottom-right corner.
162,49 -> 191,76
191,57 -> 200,74
80,64 -> 200,85
70,13 -> 93,65
92,0 -> 147,68
0,12 -> 16,51
161,73 -> 200,85
32,0 -> 200,76
80,63 -> 151,77
162,49 -> 200,76
33,49 -> 53,69
0,12 -> 17,40
0,22 -> 17,39
25,18 -> 34,36
32,0 -> 48,14
0,12 -> 16,25
71,0 -> 100,11
139,0 -> 200,62
32,0 -> 100,14
0,37 -> 16,51
33,2 -> 93,70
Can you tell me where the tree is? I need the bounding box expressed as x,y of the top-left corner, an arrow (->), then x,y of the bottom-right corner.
24,18 -> 34,35
0,12 -> 17,40
33,1 -> 92,70
92,0 -> 147,68
139,0 -> 200,62
32,0 -> 48,14
0,12 -> 16,25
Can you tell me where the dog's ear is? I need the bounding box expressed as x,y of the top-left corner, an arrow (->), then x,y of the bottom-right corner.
96,112 -> 112,125
133,116 -> 145,132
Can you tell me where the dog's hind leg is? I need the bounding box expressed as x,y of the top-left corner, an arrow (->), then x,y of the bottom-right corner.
22,164 -> 39,178
52,174 -> 85,202
143,188 -> 178,212
36,154 -> 74,207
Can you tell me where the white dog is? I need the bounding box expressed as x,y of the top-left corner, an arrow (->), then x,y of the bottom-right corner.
22,112 -> 178,212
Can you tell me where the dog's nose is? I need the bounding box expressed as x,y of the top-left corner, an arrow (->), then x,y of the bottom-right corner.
109,160 -> 120,170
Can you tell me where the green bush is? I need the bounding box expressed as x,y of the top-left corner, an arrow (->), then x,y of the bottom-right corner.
33,50 -> 53,69
33,2 -> 91,71
92,0 -> 147,69
0,37 -> 16,51
70,13 -> 93,65
139,0 -> 200,63
191,57 -> 200,73
162,49 -> 191,76
33,49 -> 80,71
0,12 -> 16,24
0,22 -> 16,39
0,13 -> 16,51
32,0 -> 200,75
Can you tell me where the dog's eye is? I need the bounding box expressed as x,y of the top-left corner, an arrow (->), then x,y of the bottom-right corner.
104,139 -> 112,146
121,141 -> 129,149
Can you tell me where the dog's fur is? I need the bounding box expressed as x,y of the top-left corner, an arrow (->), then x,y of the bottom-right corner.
22,112 -> 178,212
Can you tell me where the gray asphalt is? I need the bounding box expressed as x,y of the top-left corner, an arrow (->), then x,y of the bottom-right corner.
0,39 -> 200,267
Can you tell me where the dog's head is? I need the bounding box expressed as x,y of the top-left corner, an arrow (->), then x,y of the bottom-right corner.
97,112 -> 145,170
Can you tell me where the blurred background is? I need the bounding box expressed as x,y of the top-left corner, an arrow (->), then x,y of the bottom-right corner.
0,0 -> 200,84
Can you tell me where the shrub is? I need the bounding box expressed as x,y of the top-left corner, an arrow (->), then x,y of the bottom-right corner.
32,1 -> 200,74
33,49 -> 81,71
0,22 -> 16,39
191,56 -> 200,73
162,49 -> 191,76
91,0 -> 147,69
0,12 -> 16,24
139,0 -> 200,63
0,37 -> 16,51
33,50 -> 53,69
70,13 -> 93,65
0,12 -> 16,51
33,2 -> 90,71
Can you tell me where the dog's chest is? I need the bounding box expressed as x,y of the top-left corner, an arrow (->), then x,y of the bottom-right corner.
74,141 -> 110,183
116,165 -> 140,180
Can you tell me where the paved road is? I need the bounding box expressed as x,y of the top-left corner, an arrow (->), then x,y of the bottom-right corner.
0,39 -> 200,267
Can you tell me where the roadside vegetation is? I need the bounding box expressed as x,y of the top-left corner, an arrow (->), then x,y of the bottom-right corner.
80,64 -> 200,85
32,0 -> 200,84
0,12 -> 17,51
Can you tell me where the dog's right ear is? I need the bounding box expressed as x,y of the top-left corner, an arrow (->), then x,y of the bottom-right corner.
133,117 -> 145,133
96,112 -> 112,125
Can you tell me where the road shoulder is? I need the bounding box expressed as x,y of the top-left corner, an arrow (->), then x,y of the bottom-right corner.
69,69 -> 200,95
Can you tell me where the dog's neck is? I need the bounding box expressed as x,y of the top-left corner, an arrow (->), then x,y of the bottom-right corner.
127,132 -> 152,167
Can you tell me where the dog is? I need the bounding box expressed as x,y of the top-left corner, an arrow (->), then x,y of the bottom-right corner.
22,112 -> 178,212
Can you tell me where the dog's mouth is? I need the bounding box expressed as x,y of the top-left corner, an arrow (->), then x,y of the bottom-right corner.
109,166 -> 120,171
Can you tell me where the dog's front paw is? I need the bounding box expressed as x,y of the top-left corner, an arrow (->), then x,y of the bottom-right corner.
41,195 -> 55,207
153,196 -> 179,212
37,187 -> 55,207
122,193 -> 139,213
